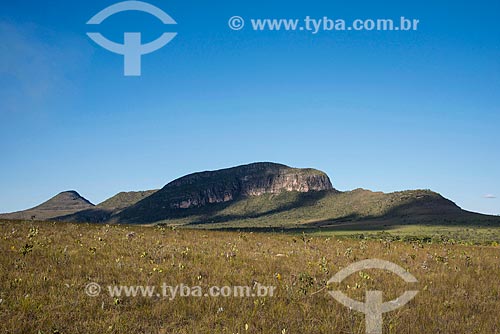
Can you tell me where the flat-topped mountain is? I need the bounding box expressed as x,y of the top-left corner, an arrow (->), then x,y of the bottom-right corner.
0,191 -> 94,221
145,162 -> 333,209
113,162 -> 334,223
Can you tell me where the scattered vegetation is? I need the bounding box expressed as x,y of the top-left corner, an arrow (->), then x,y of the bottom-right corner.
1,220 -> 500,333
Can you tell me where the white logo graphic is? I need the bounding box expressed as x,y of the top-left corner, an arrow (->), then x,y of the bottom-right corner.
85,282 -> 101,297
228,16 -> 245,30
86,1 -> 177,76
328,259 -> 418,334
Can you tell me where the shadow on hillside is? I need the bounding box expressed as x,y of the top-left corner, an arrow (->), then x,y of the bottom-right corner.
179,190 -> 333,226
195,196 -> 500,232
55,208 -> 113,223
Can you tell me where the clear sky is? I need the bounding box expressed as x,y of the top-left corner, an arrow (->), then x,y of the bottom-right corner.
0,0 -> 499,215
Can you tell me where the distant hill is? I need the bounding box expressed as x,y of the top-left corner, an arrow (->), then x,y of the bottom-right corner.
1,162 -> 499,229
0,191 -> 94,221
55,190 -> 158,223
97,190 -> 158,210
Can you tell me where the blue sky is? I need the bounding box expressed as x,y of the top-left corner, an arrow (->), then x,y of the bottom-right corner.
0,0 -> 499,215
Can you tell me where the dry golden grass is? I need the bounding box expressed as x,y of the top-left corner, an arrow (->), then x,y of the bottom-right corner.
1,220 -> 499,333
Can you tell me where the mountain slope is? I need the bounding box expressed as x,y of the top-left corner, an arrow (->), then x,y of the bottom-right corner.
0,191 -> 94,221
97,190 -> 158,210
117,188 -> 483,228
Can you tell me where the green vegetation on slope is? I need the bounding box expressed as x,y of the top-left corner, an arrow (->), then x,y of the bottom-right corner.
97,190 -> 158,210
139,188 -> 498,229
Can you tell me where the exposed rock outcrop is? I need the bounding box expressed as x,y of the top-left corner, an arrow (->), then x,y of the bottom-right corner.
114,162 -> 334,223
151,162 -> 333,209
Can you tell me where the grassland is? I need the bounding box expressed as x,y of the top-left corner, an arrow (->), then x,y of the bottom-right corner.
1,220 -> 500,333
309,224 -> 500,245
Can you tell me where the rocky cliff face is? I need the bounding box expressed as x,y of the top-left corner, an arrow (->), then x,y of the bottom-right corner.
113,162 -> 334,223
164,162 -> 334,209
